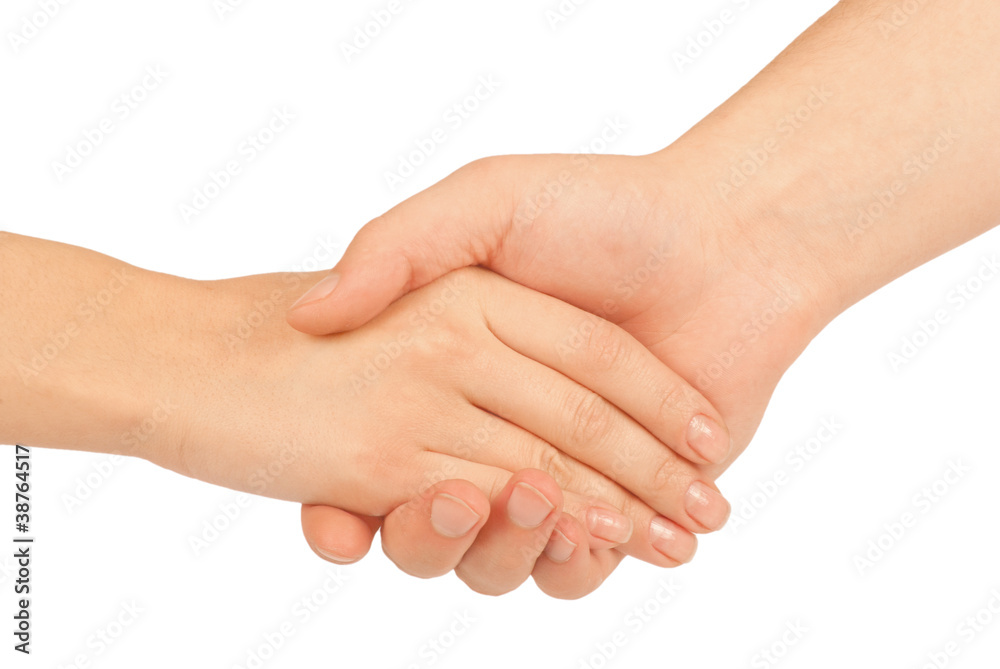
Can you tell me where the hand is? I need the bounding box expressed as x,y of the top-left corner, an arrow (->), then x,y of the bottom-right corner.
290,152 -> 819,478
302,469 -> 631,599
294,0 -> 1000,596
0,233 -> 724,599
289,152 -> 814,594
169,266 -> 730,593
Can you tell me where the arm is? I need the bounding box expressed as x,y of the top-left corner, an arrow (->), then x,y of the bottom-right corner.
0,231 -> 194,460
291,0 -> 1000,586
0,233 -> 724,593
290,0 -> 1000,343
665,0 -> 1000,325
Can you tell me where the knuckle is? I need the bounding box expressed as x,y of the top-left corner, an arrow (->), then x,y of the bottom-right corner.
364,210 -> 395,238
564,479 -> 616,510
577,476 -> 612,501
459,156 -> 493,176
651,456 -> 687,498
457,155 -> 507,181
582,319 -> 630,372
406,317 -> 478,368
453,155 -> 519,224
565,389 -> 615,448
654,381 -> 691,428
536,445 -> 575,490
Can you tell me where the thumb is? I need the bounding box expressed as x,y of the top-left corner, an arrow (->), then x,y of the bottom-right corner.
286,157 -> 518,335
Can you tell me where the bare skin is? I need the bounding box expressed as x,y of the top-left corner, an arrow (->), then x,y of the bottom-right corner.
292,0 -> 1000,598
0,233 -> 734,595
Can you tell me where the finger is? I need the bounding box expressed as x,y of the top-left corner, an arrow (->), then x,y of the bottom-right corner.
380,479 -> 490,579
533,515 -> 626,600
376,467 -> 629,598
463,339 -> 731,534
377,468 -> 631,598
286,157 -> 520,335
300,504 -> 382,565
454,469 -> 562,596
479,271 -> 732,466
432,411 -> 700,565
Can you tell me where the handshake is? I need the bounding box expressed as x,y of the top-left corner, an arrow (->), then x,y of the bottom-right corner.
2,151 -> 829,600
5,124 -> 990,598
278,152 -> 813,599
7,0 -> 998,600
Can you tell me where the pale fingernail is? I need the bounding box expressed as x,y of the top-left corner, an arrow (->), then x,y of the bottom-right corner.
685,481 -> 731,531
507,483 -> 555,529
430,493 -> 481,538
290,273 -> 341,310
316,547 -> 357,565
686,414 -> 731,464
544,528 -> 577,564
649,516 -> 693,564
587,507 -> 633,544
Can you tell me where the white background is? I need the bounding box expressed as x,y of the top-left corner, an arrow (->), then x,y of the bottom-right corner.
3,0 -> 1000,667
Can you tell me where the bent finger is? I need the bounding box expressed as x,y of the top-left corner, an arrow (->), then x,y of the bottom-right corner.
301,504 -> 382,565
381,479 -> 491,579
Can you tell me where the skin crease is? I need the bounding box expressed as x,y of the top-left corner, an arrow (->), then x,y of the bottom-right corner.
294,0 -> 1000,598
0,234 -> 729,597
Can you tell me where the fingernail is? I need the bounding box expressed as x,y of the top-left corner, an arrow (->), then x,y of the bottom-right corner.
685,481 -> 731,531
587,507 -> 633,544
686,414 -> 731,464
430,493 -> 481,538
649,516 -> 692,564
544,528 -> 577,564
507,482 -> 555,528
290,273 -> 341,310
316,547 -> 356,565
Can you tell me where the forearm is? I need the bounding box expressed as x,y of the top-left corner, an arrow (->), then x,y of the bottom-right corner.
664,0 -> 1000,326
0,232 -> 175,456
0,232 -> 316,478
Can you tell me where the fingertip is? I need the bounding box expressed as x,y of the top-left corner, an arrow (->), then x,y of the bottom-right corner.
286,287 -> 357,336
542,516 -> 580,565
289,272 -> 341,312
286,255 -> 408,335
452,471 -> 564,596
649,516 -> 698,567
533,516 -> 622,600
381,479 -> 491,579
300,504 -> 379,565
686,413 -> 732,465
585,505 -> 634,546
508,469 -> 564,510
684,480 -> 731,533
285,299 -> 338,336
504,470 -> 565,531
426,480 -> 490,539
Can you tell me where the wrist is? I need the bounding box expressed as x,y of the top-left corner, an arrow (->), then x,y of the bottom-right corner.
102,268 -> 214,468
648,144 -> 838,354
146,270 -> 324,484
655,0 -> 1000,336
